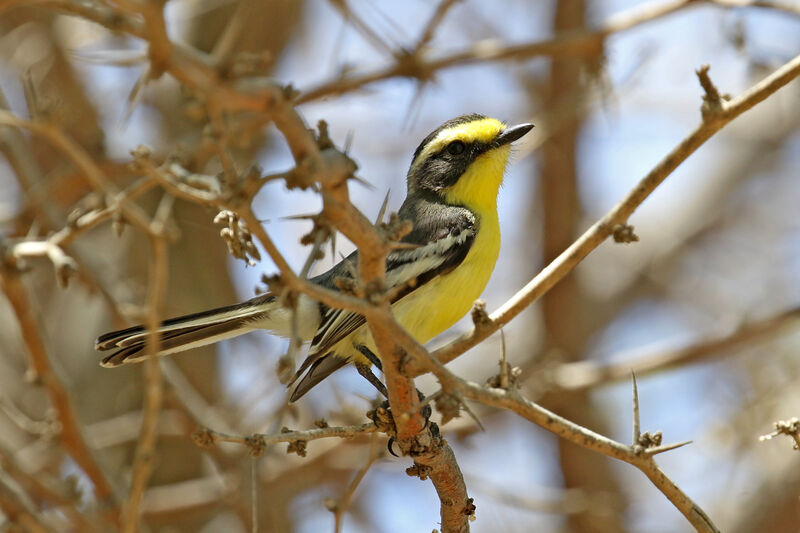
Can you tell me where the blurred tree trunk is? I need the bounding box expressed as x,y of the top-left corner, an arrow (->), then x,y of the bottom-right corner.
533,1 -> 629,532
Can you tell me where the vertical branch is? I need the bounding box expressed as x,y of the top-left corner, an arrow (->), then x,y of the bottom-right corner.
121,195 -> 173,532
0,478 -> 49,533
411,442 -> 472,533
632,372 -> 641,444
0,262 -> 117,510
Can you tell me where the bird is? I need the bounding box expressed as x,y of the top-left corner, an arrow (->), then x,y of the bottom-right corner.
95,114 -> 533,402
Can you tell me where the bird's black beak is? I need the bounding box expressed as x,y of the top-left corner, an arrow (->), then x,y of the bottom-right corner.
495,123 -> 534,146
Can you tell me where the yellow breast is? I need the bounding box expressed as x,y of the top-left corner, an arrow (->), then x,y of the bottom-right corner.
345,145 -> 509,363
388,212 -> 500,343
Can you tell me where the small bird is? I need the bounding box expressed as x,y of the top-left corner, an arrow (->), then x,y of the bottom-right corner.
96,114 -> 533,401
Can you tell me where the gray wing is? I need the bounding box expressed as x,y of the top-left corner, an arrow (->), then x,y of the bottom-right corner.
289,197 -> 476,399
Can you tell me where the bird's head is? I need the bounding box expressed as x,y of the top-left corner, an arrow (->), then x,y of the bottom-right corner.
407,114 -> 533,212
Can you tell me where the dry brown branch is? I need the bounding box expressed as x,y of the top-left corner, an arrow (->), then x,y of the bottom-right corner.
406,50 -> 800,377
410,439 -> 473,533
131,154 -> 376,316
139,472 -> 237,518
329,435 -> 380,533
121,194 -> 173,533
414,0 -> 463,51
0,263 -> 118,513
195,423 -> 378,455
0,111 -> 156,237
431,366 -> 719,533
0,476 -> 49,533
160,360 -> 236,436
545,306 -> 800,392
327,0 -> 396,57
0,445 -> 96,531
296,0 -> 800,103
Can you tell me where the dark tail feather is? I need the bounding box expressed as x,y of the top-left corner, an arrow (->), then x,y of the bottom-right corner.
289,354 -> 348,402
95,295 -> 276,351
99,318 -> 253,367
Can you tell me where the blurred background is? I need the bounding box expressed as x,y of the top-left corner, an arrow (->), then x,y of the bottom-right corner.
1,0 -> 799,531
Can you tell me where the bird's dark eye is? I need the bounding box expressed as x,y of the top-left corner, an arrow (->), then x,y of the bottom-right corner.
446,141 -> 465,156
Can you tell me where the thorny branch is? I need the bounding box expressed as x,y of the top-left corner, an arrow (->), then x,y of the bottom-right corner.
193,423 -> 379,456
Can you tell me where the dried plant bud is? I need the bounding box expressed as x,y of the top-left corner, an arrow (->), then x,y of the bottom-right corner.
287,439 -> 307,457
282,83 -> 299,100
405,462 -> 433,480
54,256 -> 77,289
486,362 -> 522,389
323,498 -> 338,512
760,417 -> 800,449
470,300 -> 491,328
637,431 -> 663,449
214,210 -> 261,266
129,145 -> 152,168
434,392 -> 461,426
191,428 -> 216,450
464,498 -> 477,520
612,223 -> 639,244
316,119 -> 334,150
245,435 -> 266,457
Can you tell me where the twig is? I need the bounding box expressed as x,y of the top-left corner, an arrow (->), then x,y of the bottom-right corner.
133,155 -> 378,316
121,194 -> 173,533
0,476 -> 49,533
499,329 -> 508,390
0,111 -> 156,237
327,0 -> 396,57
297,0 -> 800,103
413,0 -> 462,51
411,440 -> 473,533
759,418 -> 800,450
160,360 -> 236,435
251,458 -> 258,533
632,372 -> 641,445
194,423 -> 378,459
0,445 -> 96,531
0,260 -> 118,512
330,435 -> 380,533
545,306 -> 800,392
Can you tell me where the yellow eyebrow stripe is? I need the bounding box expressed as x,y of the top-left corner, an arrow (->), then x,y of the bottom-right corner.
411,117 -> 505,171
